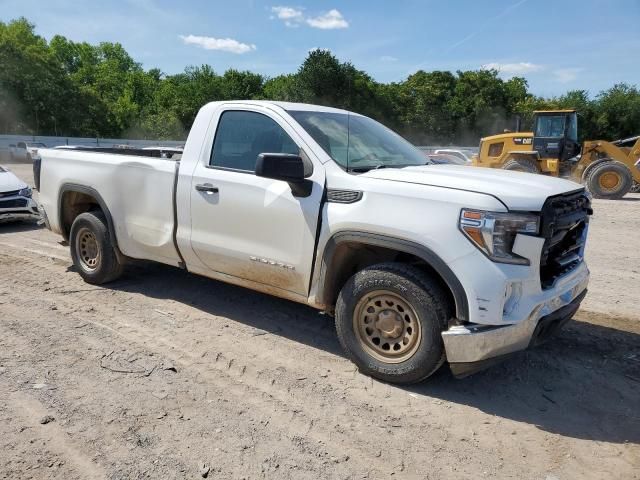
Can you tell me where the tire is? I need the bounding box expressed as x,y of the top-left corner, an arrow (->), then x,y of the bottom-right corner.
335,263 -> 451,384
585,160 -> 632,199
69,211 -> 123,284
502,157 -> 541,173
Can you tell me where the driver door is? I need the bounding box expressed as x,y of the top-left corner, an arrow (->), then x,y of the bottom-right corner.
188,106 -> 325,297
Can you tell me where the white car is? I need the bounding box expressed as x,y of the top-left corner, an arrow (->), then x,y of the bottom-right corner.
427,153 -> 469,166
434,149 -> 474,163
0,165 -> 39,220
38,101 -> 591,383
10,141 -> 46,162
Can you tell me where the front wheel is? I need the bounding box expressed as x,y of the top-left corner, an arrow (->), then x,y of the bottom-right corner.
69,211 -> 123,284
585,160 -> 633,199
335,263 -> 451,384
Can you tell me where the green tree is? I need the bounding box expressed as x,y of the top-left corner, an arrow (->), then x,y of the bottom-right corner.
2,17 -> 640,144
155,65 -> 223,130
593,84 -> 640,140
0,18 -> 74,134
261,74 -> 303,102
296,49 -> 352,107
220,69 -> 264,100
448,69 -> 518,143
394,70 -> 457,144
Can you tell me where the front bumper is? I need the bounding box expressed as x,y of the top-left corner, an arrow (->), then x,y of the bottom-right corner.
0,195 -> 40,220
442,264 -> 589,377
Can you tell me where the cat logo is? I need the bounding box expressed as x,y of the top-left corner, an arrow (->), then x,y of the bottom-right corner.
513,137 -> 533,146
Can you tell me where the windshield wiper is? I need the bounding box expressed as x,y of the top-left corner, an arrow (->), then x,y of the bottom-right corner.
347,164 -> 388,173
348,163 -> 431,172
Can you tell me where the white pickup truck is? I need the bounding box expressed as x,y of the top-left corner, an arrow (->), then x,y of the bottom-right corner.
38,101 -> 591,383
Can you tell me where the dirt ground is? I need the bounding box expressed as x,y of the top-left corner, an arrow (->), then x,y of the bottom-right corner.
1,160 -> 639,480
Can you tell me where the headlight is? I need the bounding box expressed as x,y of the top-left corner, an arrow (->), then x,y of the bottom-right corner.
459,209 -> 539,265
19,186 -> 32,198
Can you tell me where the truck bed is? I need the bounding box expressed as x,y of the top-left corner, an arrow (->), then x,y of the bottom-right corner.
39,149 -> 182,266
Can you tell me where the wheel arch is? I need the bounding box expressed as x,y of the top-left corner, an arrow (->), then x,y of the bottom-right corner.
317,231 -> 469,323
58,183 -> 118,249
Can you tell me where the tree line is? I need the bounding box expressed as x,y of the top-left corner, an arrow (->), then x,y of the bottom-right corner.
1,17 -> 639,145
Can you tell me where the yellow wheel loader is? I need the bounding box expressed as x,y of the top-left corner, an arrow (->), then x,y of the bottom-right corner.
473,110 -> 640,199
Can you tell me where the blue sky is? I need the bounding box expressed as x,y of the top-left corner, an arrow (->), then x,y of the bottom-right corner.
2,0 -> 639,96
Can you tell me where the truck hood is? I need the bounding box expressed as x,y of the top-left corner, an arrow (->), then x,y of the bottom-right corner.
362,165 -> 583,211
0,169 -> 28,193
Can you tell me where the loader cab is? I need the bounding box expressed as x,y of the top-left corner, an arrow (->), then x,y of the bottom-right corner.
532,110 -> 581,162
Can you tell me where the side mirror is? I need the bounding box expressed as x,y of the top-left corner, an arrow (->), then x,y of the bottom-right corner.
255,153 -> 308,183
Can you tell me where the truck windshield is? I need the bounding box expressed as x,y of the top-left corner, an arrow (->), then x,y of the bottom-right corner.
288,110 -> 430,172
535,115 -> 567,138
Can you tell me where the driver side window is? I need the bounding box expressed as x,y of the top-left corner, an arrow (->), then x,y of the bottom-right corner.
210,110 -> 299,172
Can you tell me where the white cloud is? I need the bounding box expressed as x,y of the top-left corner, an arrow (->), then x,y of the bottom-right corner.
380,55 -> 398,62
481,62 -> 583,84
179,34 -> 256,54
482,62 -> 544,75
553,68 -> 582,83
306,9 -> 349,29
271,6 -> 349,30
271,6 -> 304,27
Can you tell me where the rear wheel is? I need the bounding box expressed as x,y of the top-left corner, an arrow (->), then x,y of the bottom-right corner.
585,160 -> 633,199
70,211 -> 123,284
502,157 -> 541,173
335,263 -> 451,384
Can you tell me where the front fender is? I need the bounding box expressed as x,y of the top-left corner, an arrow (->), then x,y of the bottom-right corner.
315,231 -> 470,323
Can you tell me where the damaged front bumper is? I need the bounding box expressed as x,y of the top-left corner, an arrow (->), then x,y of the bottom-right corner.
442,265 -> 589,377
0,195 -> 40,221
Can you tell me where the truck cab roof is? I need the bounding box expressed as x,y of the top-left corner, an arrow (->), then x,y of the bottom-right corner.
201,100 -> 358,116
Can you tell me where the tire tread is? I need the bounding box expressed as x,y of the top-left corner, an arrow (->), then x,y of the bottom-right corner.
69,211 -> 123,284
585,160 -> 632,199
502,157 -> 541,173
335,262 -> 452,384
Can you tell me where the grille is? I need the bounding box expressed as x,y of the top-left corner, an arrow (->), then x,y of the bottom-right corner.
0,189 -> 20,198
539,190 -> 592,289
327,189 -> 363,204
0,198 -> 27,209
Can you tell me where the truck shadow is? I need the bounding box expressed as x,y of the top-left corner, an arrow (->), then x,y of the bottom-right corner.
106,262 -> 640,445
0,219 -> 43,233
410,318 -> 640,445
111,261 -> 345,357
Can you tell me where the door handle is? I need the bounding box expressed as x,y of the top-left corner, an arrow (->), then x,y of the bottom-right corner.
195,183 -> 219,194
